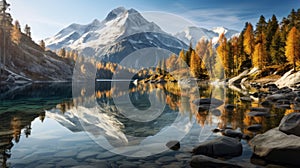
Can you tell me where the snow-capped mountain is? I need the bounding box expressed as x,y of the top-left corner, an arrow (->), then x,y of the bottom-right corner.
175,26 -> 239,47
45,7 -> 188,63
212,27 -> 240,39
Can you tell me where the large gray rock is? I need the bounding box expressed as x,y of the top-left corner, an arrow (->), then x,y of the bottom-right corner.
250,127 -> 300,166
279,112 -> 300,136
192,136 -> 242,157
190,155 -> 242,168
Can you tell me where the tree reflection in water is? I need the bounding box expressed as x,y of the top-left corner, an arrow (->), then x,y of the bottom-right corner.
0,81 -> 293,166
0,83 -> 72,167
90,81 -> 287,139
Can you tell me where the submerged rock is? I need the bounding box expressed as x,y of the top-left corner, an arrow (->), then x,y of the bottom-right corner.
247,124 -> 262,132
212,128 -> 223,133
276,99 -> 291,105
222,129 -> 244,139
260,101 -> 272,107
211,109 -> 221,116
193,98 -> 224,107
240,97 -> 252,102
192,136 -> 242,158
279,112 -> 300,136
263,83 -> 278,92
225,104 -> 235,111
190,155 -> 242,168
266,94 -> 287,102
275,104 -> 291,109
275,99 -> 291,109
247,111 -> 270,117
166,140 -> 180,151
249,107 -> 270,112
250,127 -> 300,166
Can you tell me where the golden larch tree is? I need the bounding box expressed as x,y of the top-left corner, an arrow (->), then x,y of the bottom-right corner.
190,50 -> 202,78
216,33 -> 229,77
11,20 -> 21,44
243,23 -> 255,56
253,33 -> 267,69
196,38 -> 208,70
230,36 -> 239,75
285,26 -> 300,71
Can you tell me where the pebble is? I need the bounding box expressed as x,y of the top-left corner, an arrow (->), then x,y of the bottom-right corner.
56,158 -> 79,167
54,150 -> 77,158
155,156 -> 177,164
175,153 -> 191,161
139,163 -> 160,168
96,151 -> 116,159
162,162 -> 184,168
76,151 -> 99,159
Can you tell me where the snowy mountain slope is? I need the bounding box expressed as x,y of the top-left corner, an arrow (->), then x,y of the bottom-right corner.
175,26 -> 239,47
175,26 -> 218,47
45,7 -> 187,63
212,27 -> 240,39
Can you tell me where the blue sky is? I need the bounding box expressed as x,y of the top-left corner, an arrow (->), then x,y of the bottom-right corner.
8,0 -> 300,41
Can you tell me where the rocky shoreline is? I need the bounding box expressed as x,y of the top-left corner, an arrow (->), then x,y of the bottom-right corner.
159,68 -> 300,167
164,97 -> 300,167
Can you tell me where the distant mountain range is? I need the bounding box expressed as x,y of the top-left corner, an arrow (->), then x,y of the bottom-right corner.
45,7 -> 239,63
175,26 -> 239,47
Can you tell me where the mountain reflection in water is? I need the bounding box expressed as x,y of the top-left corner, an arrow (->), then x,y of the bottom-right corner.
0,81 -> 291,167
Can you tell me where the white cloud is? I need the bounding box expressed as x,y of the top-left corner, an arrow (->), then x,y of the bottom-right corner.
179,8 -> 255,30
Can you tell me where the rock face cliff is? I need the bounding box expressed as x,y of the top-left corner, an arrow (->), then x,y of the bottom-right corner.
0,32 -> 74,83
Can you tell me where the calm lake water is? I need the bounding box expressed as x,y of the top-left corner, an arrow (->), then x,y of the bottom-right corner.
0,81 -> 289,167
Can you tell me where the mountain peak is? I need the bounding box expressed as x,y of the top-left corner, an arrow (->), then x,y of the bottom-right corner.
91,19 -> 100,25
212,27 -> 229,35
45,7 -> 184,61
128,8 -> 138,14
105,7 -> 128,21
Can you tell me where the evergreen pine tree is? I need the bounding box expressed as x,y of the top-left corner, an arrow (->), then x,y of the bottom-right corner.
287,9 -> 297,29
266,15 -> 279,62
237,23 -> 249,71
270,28 -> 286,64
255,15 -> 267,35
39,40 -> 45,51
59,48 -> 66,57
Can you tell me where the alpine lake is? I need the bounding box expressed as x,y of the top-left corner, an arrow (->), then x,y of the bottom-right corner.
0,79 -> 295,168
